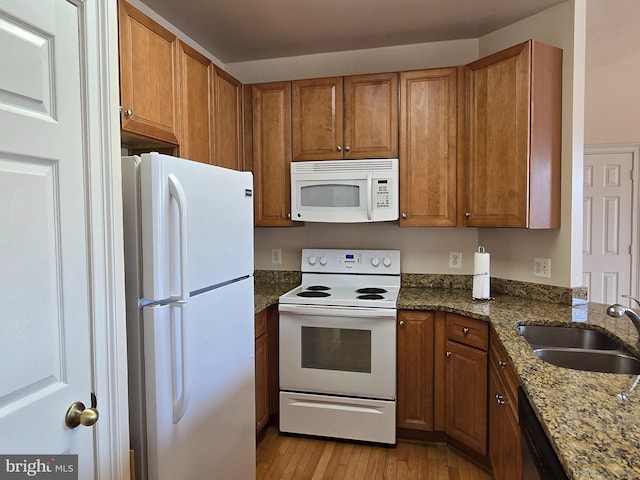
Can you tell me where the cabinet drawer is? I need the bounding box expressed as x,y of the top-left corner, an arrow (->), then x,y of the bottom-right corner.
255,309 -> 267,339
446,314 -> 488,350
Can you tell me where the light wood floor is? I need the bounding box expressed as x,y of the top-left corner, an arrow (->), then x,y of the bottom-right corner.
256,427 -> 494,480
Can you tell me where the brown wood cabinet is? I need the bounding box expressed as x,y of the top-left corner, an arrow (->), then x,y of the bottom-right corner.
489,328 -> 521,480
399,68 -> 458,226
397,310 -> 435,432
445,314 -> 488,455
255,310 -> 269,434
118,0 -> 179,145
255,306 -> 280,436
211,66 -> 243,170
463,40 -> 562,228
177,41 -> 212,164
250,82 -> 296,226
292,73 -> 398,161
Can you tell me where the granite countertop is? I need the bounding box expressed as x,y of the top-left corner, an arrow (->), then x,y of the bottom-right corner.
254,281 -> 297,313
399,288 -> 640,480
254,281 -> 640,479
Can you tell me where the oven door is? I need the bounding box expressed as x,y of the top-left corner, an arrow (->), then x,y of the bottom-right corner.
279,303 -> 396,399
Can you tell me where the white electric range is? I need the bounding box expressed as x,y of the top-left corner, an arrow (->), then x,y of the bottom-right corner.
278,249 -> 400,444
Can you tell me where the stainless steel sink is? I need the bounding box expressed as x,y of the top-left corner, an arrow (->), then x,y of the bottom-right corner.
533,348 -> 640,374
518,325 -> 624,350
518,324 -> 640,374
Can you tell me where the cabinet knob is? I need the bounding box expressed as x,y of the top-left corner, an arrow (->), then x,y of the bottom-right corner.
401,213 -> 407,219
445,351 -> 452,357
123,108 -> 134,117
287,213 -> 291,219
495,394 -> 506,405
462,327 -> 470,335
464,211 -> 471,218
498,360 -> 507,367
344,145 -> 351,153
399,320 -> 405,326
336,146 -> 342,152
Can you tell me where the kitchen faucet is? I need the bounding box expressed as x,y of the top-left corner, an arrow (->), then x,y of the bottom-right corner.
607,295 -> 640,346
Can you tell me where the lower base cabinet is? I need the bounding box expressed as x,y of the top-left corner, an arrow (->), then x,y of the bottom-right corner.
254,310 -> 269,433
489,328 -> 522,480
398,310 -> 520,475
255,305 -> 279,436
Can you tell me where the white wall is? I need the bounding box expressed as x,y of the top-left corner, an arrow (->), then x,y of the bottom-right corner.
476,1 -> 586,288
584,0 -> 640,145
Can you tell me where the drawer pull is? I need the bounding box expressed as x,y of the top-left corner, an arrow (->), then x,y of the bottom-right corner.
462,327 -> 470,335
495,394 -> 506,405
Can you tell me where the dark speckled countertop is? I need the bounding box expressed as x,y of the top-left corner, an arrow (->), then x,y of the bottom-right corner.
254,281 -> 640,479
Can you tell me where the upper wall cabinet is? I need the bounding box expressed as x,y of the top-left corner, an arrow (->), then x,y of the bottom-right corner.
463,40 -> 562,228
292,73 -> 398,161
211,66 -> 243,171
118,0 -> 179,145
250,82 -> 296,227
177,41 -> 212,164
399,68 -> 458,227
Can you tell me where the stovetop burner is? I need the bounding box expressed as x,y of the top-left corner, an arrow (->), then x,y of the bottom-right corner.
356,287 -> 388,294
297,291 -> 331,298
307,285 -> 331,291
357,294 -> 384,300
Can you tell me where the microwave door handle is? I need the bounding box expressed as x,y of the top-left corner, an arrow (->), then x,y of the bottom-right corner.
366,172 -> 373,221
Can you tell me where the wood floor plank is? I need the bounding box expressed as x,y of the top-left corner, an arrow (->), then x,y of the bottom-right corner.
256,427 -> 493,480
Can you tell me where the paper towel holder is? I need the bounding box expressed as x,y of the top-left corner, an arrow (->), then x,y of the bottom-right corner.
472,246 -> 494,301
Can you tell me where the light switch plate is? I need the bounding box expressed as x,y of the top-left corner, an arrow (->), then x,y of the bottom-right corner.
272,248 -> 282,265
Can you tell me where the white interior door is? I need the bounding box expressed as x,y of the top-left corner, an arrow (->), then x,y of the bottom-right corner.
583,148 -> 635,305
0,0 -> 108,475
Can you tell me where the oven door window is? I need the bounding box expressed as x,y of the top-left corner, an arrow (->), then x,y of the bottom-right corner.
299,183 -> 361,208
301,326 -> 371,373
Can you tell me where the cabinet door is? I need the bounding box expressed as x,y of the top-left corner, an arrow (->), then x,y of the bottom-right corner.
465,42 -> 530,227
464,40 -> 561,228
399,68 -> 457,226
344,72 -> 398,159
118,0 -> 179,144
255,331 -> 269,434
397,311 -> 435,431
177,41 -> 212,164
489,356 -> 505,478
212,66 -> 243,170
292,77 -> 344,161
251,82 -> 296,226
445,340 -> 487,455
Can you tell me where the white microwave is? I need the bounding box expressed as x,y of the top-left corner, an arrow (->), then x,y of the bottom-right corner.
290,158 -> 398,223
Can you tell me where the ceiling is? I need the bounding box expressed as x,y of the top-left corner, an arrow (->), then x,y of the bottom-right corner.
139,0 -> 566,63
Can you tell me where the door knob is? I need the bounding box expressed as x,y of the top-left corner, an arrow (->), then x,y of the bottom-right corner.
65,401 -> 99,428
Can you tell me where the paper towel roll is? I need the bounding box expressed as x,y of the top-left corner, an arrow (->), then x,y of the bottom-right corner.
472,249 -> 490,299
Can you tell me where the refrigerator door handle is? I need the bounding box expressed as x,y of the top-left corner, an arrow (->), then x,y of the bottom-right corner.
168,173 -> 189,302
171,303 -> 190,424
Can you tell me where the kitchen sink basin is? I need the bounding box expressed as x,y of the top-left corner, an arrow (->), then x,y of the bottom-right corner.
518,324 -> 640,374
532,348 -> 640,374
518,325 -> 624,350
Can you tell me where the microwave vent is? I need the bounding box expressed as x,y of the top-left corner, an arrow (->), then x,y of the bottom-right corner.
291,159 -> 398,174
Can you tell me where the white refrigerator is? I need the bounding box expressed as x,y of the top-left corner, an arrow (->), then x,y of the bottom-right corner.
121,153 -> 256,480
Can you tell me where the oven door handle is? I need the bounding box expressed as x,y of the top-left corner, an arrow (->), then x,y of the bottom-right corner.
279,303 -> 396,319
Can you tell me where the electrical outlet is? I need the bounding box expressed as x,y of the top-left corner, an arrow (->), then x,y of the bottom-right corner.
449,252 -> 462,269
533,257 -> 551,278
271,248 -> 282,265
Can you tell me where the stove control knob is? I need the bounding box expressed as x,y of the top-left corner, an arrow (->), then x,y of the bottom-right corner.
308,256 -> 317,265
371,257 -> 380,267
319,256 -> 328,266
383,257 -> 392,267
